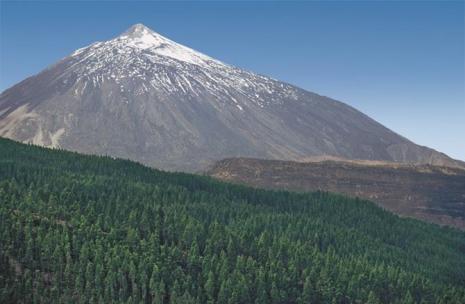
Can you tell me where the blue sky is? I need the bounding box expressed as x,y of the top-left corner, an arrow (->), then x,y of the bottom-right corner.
1,1 -> 464,160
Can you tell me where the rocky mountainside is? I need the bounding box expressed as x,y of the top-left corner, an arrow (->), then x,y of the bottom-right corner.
208,158 -> 465,229
0,23 -> 462,172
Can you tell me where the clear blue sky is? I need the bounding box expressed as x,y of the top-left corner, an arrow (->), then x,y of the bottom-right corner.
1,1 -> 464,160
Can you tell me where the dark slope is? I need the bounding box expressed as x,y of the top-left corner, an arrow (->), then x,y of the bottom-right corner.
1,24 -> 463,172
1,138 -> 465,303
208,157 -> 465,229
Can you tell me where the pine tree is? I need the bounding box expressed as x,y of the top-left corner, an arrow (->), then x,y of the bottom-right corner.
299,276 -> 317,304
153,280 -> 166,304
217,281 -> 230,304
205,271 -> 216,304
255,268 -> 268,304
270,282 -> 281,304
366,291 -> 381,304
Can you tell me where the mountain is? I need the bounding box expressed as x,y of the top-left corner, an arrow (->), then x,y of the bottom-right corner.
1,137 -> 465,303
208,157 -> 465,229
0,23 -> 462,172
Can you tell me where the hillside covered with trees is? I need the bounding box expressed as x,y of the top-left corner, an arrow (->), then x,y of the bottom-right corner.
0,138 -> 464,303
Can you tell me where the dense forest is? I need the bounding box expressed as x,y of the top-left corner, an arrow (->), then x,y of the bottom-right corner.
0,138 -> 464,304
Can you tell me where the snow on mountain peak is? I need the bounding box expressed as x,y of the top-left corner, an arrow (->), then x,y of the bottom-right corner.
70,23 -> 218,68
122,23 -> 153,37
64,23 -> 292,107
113,23 -> 217,67
118,23 -> 167,49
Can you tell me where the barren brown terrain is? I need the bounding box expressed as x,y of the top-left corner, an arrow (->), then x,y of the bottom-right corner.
208,158 -> 465,229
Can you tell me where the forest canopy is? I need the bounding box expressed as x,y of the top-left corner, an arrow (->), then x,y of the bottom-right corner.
0,138 -> 464,303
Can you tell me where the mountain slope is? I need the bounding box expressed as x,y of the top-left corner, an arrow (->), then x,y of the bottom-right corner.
208,157 -> 465,229
0,24 -> 462,172
1,138 -> 465,303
